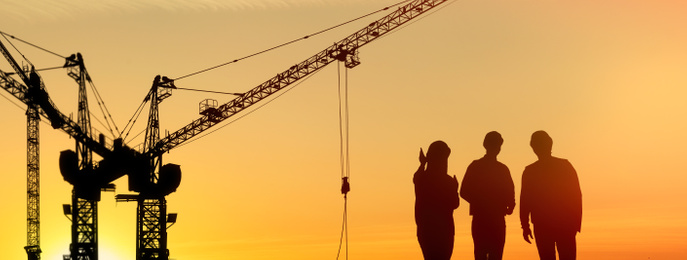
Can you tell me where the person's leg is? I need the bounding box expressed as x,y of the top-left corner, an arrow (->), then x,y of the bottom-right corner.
533,227 -> 556,260
418,227 -> 454,260
439,231 -> 455,260
489,217 -> 506,260
472,217 -> 488,260
556,231 -> 577,260
417,231 -> 431,259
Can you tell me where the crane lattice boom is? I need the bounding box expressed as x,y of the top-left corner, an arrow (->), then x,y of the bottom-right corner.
147,0 -> 448,157
0,70 -> 112,157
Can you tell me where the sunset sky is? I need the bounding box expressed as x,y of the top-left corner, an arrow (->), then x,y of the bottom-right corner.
1,0 -> 686,259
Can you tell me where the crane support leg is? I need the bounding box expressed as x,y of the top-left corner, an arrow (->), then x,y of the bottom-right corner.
25,105 -> 41,260
67,52 -> 99,260
137,198 -> 169,260
69,193 -> 98,260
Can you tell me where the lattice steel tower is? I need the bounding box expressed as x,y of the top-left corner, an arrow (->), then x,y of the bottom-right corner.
66,54 -> 99,260
25,92 -> 41,260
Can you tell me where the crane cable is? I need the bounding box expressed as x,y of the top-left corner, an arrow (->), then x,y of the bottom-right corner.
1,31 -> 35,71
0,30 -> 66,60
87,77 -> 122,139
120,93 -> 151,143
173,66 -> 325,151
336,61 -> 351,260
1,30 -> 125,142
171,0 -> 413,82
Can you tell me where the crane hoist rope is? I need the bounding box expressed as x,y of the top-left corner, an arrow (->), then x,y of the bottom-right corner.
336,61 -> 351,260
336,196 -> 350,260
338,62 -> 351,184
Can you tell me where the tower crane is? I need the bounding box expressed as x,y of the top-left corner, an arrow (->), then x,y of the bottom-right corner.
1,36 -> 118,260
2,0 -> 451,259
0,43 -> 45,260
63,53 -> 112,260
0,41 -> 46,260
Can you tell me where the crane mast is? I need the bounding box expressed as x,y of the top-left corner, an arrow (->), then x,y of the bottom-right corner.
65,54 -> 100,260
0,34 -> 44,260
139,77 -> 175,259
25,90 -> 41,260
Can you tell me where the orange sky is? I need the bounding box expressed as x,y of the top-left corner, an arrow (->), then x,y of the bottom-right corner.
1,0 -> 687,259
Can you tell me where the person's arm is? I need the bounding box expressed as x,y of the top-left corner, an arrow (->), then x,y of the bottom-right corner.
505,166 -> 516,215
459,162 -> 475,203
417,148 -> 426,171
452,175 -> 460,209
520,168 -> 533,243
566,160 -> 583,233
413,148 -> 426,183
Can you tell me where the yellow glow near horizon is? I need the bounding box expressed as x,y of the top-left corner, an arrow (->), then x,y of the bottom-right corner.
98,247 -> 124,260
1,1 -> 687,259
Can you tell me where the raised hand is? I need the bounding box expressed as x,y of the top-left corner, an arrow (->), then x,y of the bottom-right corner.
523,227 -> 533,244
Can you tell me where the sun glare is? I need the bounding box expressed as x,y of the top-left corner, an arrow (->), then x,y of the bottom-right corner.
98,247 -> 123,260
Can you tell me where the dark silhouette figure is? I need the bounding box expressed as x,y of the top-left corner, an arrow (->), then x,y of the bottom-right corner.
414,141 -> 460,260
460,131 -> 515,260
520,131 -> 582,260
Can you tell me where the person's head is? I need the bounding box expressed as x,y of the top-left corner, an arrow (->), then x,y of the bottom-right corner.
483,131 -> 503,156
426,140 -> 451,164
530,130 -> 553,158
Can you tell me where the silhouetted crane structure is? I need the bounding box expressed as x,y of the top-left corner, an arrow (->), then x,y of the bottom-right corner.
0,42 -> 43,260
63,53 -> 115,260
1,0 -> 451,259
0,35 -> 119,260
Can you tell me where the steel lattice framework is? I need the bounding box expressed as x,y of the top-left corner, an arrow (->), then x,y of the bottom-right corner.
0,69 -> 112,157
137,198 -> 168,260
69,54 -> 99,260
70,197 -> 97,260
25,104 -> 40,260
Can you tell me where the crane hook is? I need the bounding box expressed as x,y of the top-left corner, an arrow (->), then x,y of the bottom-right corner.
341,177 -> 350,197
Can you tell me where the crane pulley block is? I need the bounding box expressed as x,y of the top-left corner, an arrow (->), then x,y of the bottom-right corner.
330,46 -> 360,69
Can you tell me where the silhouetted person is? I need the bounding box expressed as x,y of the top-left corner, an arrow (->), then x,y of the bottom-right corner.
414,141 -> 460,260
520,131 -> 582,260
460,131 -> 515,260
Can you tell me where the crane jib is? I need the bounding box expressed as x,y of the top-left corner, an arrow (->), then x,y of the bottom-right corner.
149,0 -> 449,156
